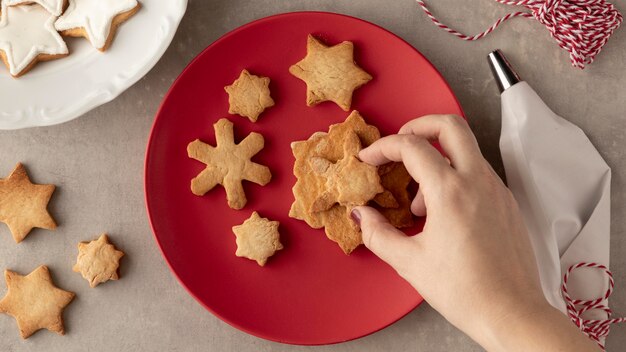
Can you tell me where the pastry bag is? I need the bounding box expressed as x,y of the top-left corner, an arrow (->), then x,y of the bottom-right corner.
488,50 -> 611,318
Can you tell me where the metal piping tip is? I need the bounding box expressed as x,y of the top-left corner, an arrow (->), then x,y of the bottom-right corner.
488,49 -> 521,93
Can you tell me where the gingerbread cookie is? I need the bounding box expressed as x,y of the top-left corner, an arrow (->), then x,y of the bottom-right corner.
289,111 -> 380,254
289,35 -> 372,111
225,69 -> 275,122
290,111 -> 415,254
0,163 -> 57,243
232,212 -> 283,266
309,131 -> 383,213
5,0 -> 67,16
188,118 -> 271,210
73,234 -> 124,288
0,4 -> 68,77
0,265 -> 75,339
55,0 -> 140,51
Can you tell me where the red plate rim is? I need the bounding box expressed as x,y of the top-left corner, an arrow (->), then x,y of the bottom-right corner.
144,11 -> 464,345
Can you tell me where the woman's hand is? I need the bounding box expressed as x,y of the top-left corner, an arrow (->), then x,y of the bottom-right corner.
352,114 -> 599,351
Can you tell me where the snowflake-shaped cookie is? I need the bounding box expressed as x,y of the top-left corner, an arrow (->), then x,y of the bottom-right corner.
187,118 -> 272,210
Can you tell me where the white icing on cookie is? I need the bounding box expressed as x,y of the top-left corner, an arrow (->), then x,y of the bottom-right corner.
0,4 -> 68,76
55,0 -> 139,50
5,0 -> 66,16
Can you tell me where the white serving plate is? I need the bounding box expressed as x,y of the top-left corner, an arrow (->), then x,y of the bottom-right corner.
0,0 -> 187,130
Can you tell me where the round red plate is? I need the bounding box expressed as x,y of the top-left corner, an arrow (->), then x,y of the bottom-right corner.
145,11 -> 463,345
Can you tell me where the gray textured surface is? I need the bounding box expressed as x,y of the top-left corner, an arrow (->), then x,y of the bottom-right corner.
0,0 -> 625,351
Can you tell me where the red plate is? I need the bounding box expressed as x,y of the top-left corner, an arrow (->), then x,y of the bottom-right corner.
145,11 -> 463,345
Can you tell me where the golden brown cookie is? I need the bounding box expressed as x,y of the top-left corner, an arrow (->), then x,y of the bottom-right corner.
225,69 -> 275,122
73,234 -> 124,288
54,0 -> 141,52
0,265 -> 75,339
309,131 -> 383,212
375,162 -> 415,228
289,111 -> 380,254
289,35 -> 372,111
290,111 -> 415,254
0,163 -> 56,243
232,211 -> 283,266
188,118 -> 272,210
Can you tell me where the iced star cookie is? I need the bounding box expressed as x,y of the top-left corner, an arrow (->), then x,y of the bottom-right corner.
289,35 -> 372,111
0,163 -> 57,243
232,212 -> 283,266
0,266 -> 75,339
0,4 -> 68,77
73,234 -> 124,288
5,0 -> 67,16
225,69 -> 275,122
55,0 -> 140,51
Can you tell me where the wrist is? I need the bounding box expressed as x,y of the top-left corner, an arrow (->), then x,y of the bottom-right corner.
470,295 -> 600,352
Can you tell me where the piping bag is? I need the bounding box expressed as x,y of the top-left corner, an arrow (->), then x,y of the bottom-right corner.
488,50 -> 612,323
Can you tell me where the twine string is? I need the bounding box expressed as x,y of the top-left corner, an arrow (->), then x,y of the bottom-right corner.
415,0 -> 623,68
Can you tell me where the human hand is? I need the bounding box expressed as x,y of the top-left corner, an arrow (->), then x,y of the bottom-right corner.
352,114 -> 599,351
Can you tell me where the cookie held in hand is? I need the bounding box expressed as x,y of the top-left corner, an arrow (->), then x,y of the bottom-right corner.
289,35 -> 372,111
232,212 -> 283,266
0,265 -> 75,339
309,131 -> 383,213
225,69 -> 275,122
0,163 -> 56,243
188,118 -> 272,210
73,234 -> 125,288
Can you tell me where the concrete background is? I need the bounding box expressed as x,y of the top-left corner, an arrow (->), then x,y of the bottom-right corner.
0,0 -> 625,350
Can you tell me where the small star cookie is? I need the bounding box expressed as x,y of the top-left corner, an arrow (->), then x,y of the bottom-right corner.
5,0 -> 67,16
0,265 -> 75,339
225,69 -> 275,122
232,212 -> 283,266
55,0 -> 140,51
289,35 -> 372,111
309,131 -> 383,213
0,163 -> 57,243
0,4 -> 68,77
73,234 -> 124,288
188,118 -> 272,210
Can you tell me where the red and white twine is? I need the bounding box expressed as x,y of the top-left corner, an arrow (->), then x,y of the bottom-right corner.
561,262 -> 626,350
415,0 -> 623,69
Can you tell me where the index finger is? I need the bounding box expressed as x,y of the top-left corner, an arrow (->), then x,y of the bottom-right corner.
358,134 -> 453,188
398,114 -> 482,171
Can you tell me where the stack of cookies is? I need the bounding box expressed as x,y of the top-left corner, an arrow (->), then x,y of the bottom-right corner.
289,111 -> 414,254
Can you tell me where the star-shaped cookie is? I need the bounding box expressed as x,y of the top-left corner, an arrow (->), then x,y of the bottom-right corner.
0,4 -> 68,77
5,0 -> 67,16
188,118 -> 272,210
225,69 -> 275,122
309,131 -> 383,213
289,35 -> 372,111
0,265 -> 75,339
0,163 -> 56,243
232,212 -> 283,266
73,234 -> 124,288
55,0 -> 140,51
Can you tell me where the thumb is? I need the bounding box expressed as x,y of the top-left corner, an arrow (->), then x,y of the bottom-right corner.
353,206 -> 416,271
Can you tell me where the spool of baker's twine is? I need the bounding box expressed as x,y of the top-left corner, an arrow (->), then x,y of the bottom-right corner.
415,0 -> 623,69
561,263 -> 626,350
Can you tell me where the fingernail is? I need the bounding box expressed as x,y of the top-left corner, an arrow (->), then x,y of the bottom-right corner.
350,209 -> 361,226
